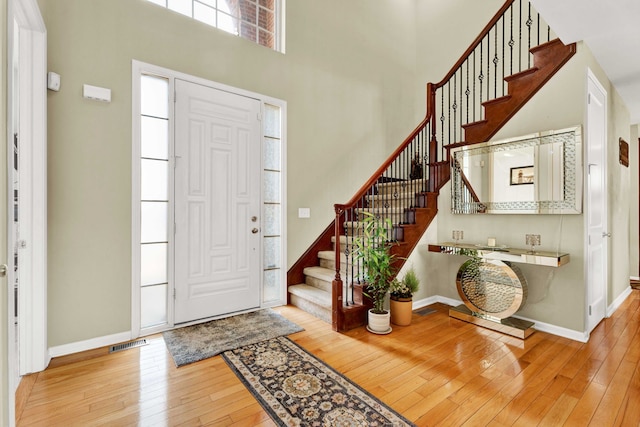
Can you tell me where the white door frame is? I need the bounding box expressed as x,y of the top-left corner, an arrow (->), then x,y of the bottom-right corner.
584,68 -> 608,335
7,0 -> 48,400
131,61 -> 287,337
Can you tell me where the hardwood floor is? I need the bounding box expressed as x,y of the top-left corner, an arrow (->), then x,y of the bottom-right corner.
17,290 -> 640,426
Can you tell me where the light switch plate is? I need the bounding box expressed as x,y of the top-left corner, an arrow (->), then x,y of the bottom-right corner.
298,208 -> 311,218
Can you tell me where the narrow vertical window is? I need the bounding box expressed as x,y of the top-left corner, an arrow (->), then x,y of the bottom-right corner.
140,75 -> 170,328
263,103 -> 283,303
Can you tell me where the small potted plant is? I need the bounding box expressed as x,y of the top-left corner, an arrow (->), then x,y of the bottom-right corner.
390,266 -> 420,326
354,211 -> 397,334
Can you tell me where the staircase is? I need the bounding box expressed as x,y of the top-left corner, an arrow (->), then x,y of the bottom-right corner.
287,0 -> 576,331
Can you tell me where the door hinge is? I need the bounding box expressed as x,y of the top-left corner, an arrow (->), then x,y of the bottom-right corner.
589,305 -> 592,316
174,222 -> 177,235
588,93 -> 591,104
173,288 -> 176,299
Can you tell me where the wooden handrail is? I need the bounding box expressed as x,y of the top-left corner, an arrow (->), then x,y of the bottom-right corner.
434,0 -> 515,89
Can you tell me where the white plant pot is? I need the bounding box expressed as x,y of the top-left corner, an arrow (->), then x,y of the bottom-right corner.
367,309 -> 392,334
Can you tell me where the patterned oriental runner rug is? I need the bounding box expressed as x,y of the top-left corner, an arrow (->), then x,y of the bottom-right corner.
163,309 -> 303,367
222,336 -> 415,426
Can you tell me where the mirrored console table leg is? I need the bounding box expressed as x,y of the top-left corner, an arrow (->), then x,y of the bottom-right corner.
449,258 -> 535,339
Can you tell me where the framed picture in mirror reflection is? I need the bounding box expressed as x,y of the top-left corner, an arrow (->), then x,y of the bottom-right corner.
510,165 -> 534,185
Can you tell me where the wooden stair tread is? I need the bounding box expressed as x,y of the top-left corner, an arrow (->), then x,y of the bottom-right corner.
504,67 -> 538,82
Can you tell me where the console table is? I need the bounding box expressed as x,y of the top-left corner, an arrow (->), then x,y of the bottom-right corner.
428,243 -> 570,338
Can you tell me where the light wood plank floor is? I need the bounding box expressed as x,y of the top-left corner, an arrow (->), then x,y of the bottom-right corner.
17,290 -> 640,426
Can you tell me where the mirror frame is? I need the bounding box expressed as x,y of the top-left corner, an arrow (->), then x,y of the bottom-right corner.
451,126 -> 583,214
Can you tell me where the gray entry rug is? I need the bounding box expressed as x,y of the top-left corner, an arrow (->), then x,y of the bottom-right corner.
163,309 -> 304,367
223,336 -> 414,426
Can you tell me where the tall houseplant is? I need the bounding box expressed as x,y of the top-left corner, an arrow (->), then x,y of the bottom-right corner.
390,266 -> 420,326
354,211 -> 397,334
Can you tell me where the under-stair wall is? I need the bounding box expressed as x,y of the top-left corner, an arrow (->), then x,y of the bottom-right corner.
287,0 -> 576,332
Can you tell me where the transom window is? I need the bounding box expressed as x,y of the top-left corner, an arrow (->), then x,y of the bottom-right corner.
147,0 -> 283,51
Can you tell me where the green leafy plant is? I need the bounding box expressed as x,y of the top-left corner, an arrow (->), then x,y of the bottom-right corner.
354,211 -> 397,314
390,266 -> 420,299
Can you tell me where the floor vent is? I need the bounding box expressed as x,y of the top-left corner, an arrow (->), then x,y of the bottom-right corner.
415,307 -> 437,316
109,339 -> 148,353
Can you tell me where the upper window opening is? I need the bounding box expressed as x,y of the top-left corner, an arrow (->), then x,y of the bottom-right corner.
147,0 -> 283,52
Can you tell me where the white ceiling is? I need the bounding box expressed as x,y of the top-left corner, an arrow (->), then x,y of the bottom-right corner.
531,0 -> 640,124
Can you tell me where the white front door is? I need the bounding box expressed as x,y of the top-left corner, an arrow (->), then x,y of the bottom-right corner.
174,79 -> 262,323
586,70 -> 608,333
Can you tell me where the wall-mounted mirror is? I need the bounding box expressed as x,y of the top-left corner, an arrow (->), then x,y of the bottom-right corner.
451,126 -> 582,214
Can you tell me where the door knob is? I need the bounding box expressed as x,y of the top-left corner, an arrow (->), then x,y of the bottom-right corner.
252,228 -> 259,234
0,264 -> 6,278
251,216 -> 258,222
602,232 -> 611,237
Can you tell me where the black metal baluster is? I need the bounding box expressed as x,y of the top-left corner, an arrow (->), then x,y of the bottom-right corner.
537,13 -> 540,46
510,4 -> 514,76
502,15 -> 505,97
440,89 -> 445,145
494,24 -> 499,99
479,42 -> 484,114
448,82 -> 452,146
452,72 -> 457,143
487,30 -> 491,102
473,50 -> 477,123
465,59 -> 470,124
527,3 -> 532,68
519,0 -> 522,73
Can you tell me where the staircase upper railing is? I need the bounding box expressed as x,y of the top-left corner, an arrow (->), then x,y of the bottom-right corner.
332,0 -> 555,311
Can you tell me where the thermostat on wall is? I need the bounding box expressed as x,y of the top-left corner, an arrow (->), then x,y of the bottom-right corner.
83,84 -> 111,102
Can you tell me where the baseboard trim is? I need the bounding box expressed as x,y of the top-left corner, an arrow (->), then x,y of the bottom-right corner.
414,295 -> 589,342
49,331 -> 132,359
608,285 -> 633,317
512,314 -> 589,343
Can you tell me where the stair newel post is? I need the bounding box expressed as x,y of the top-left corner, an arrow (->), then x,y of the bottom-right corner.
332,205 -> 345,331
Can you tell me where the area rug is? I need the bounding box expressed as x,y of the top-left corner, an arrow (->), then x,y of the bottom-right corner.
222,336 -> 415,426
163,309 -> 303,367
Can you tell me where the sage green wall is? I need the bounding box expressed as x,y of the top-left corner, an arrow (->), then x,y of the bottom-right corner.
0,0 -> 8,422
39,0 -> 422,346
408,42 -> 632,334
631,124 -> 639,278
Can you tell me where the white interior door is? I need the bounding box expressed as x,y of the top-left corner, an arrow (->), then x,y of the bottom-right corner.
586,71 -> 608,333
174,79 -> 261,323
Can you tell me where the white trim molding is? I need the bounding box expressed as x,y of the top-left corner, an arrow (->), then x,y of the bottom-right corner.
49,331 -> 133,359
416,295 -> 591,343
607,285 -> 633,318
